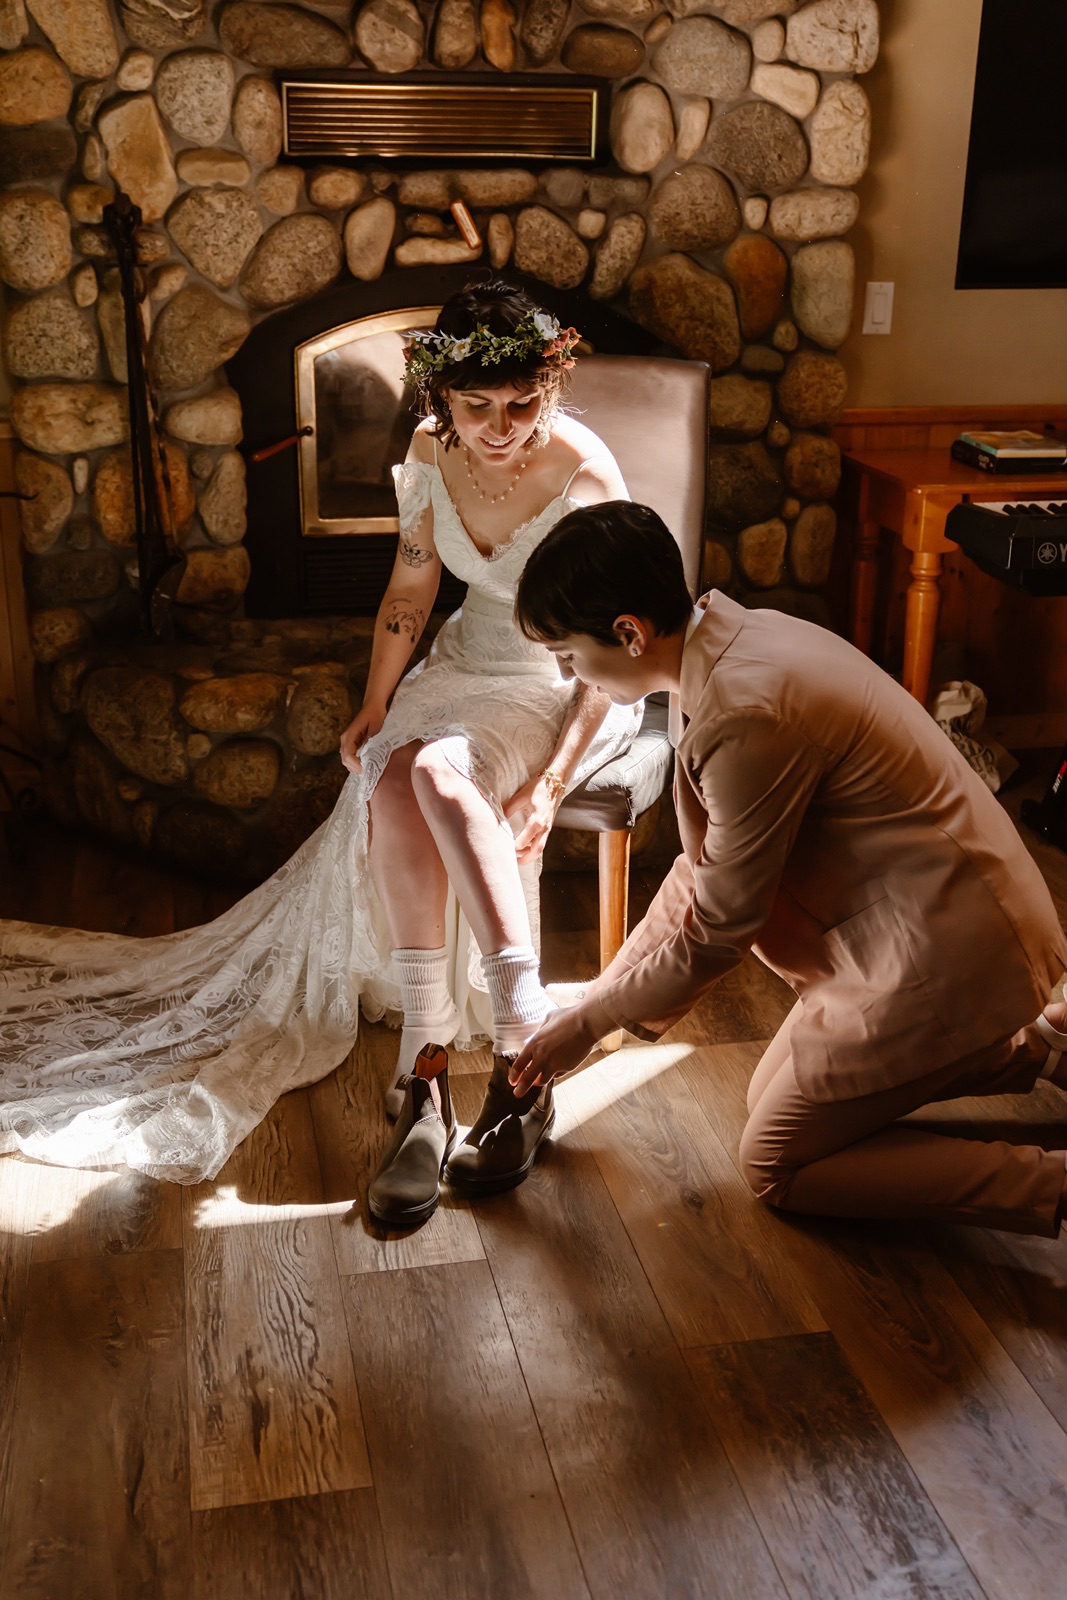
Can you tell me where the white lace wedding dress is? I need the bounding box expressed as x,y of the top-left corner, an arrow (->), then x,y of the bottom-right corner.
0,462 -> 640,1183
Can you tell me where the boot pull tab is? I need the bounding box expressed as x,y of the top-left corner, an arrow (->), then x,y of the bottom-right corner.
415,1043 -> 449,1081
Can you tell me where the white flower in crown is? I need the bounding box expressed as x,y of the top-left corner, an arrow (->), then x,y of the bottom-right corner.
532,310 -> 560,341
448,335 -> 474,360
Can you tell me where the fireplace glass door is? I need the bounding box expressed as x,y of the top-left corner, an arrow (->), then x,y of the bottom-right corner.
296,307 -> 439,537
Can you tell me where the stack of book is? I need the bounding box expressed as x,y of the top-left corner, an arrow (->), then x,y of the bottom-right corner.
951,429 -> 1067,473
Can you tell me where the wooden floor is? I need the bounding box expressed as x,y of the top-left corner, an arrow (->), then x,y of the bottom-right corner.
0,756 -> 1065,1600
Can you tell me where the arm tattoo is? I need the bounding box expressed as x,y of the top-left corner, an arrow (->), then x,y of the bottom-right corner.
383,601 -> 424,644
399,536 -> 433,568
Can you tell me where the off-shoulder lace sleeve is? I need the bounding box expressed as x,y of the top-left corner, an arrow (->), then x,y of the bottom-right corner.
392,460 -> 435,538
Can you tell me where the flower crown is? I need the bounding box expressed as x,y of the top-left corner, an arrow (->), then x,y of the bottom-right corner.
403,310 -> 581,385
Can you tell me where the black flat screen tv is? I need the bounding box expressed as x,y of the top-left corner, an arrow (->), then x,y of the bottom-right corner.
955,0 -> 1067,290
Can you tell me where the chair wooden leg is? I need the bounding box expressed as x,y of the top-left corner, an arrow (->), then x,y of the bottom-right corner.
598,829 -> 630,1055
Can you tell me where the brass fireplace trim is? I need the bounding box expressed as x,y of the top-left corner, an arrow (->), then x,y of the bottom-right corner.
296,306 -> 441,539
281,76 -> 604,162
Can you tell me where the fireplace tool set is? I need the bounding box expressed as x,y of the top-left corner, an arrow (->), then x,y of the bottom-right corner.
0,435 -> 42,860
2,198 -> 187,860
103,190 -> 186,639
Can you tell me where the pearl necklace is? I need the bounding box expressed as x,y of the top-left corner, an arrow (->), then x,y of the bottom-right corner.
462,444 -> 527,506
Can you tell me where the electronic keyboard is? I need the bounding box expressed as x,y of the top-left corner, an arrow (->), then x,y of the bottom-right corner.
945,498 -> 1067,594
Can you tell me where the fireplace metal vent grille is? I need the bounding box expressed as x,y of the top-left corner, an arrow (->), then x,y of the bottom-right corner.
281,75 -> 604,162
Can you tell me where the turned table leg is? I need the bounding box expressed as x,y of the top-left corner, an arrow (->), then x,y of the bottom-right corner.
901,548 -> 944,707
598,829 -> 630,1056
900,489 -> 957,707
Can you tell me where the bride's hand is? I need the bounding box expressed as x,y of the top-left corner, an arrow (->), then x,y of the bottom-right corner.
504,775 -> 561,863
339,702 -> 386,773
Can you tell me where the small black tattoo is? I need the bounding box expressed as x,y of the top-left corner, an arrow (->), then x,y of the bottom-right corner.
384,602 -> 424,644
399,537 -> 433,569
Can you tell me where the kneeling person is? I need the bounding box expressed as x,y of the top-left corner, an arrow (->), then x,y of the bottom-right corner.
509,501 -> 1067,1237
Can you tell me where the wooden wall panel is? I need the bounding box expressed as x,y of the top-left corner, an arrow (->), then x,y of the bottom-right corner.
834,404 -> 1067,452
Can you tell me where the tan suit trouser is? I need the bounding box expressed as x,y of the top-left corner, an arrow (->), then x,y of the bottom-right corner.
739,1003 -> 1065,1238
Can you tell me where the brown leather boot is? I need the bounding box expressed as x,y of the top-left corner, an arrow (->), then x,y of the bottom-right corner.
368,1044 -> 456,1228
444,1052 -> 555,1195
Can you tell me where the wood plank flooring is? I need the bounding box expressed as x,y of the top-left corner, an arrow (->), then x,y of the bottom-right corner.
0,752 -> 1064,1598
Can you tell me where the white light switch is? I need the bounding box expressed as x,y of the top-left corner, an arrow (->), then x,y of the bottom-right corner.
862,281 -> 894,334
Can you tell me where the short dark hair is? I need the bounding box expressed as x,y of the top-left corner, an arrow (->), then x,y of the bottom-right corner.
414,279 -> 567,449
516,502 -> 692,647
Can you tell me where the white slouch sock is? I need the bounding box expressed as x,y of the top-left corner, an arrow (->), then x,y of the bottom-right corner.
391,946 -> 460,1090
482,944 -> 553,1054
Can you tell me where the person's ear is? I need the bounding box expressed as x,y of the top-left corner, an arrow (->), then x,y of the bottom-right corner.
612,615 -> 648,657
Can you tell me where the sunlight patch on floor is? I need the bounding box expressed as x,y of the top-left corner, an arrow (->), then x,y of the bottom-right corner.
553,1039 -> 696,1137
191,1185 -> 357,1230
0,1156 -> 121,1236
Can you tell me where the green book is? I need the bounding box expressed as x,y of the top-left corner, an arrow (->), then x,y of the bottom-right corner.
957,429 -> 1066,458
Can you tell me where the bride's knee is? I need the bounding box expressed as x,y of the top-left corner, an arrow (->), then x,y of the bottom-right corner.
410,742 -> 464,807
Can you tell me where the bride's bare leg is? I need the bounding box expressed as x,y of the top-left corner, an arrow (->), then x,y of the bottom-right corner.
409,744 -> 530,952
369,743 -> 448,946
411,743 -> 552,1059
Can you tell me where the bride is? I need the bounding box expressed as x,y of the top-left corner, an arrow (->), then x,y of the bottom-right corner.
0,281 -> 640,1187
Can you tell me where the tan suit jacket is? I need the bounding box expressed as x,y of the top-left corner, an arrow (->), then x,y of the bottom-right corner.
586,593 -> 1065,1101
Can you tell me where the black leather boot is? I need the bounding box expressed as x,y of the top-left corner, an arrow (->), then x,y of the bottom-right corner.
368,1044 -> 456,1228
444,1052 -> 555,1195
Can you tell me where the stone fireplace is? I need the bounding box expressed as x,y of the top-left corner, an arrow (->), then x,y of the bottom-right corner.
0,0 -> 875,878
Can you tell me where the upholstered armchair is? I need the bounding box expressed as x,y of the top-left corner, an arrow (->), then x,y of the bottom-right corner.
551,354 -> 710,1020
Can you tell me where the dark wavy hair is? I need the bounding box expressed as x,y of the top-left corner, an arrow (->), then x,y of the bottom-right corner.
516,502 -> 693,647
409,279 -> 569,450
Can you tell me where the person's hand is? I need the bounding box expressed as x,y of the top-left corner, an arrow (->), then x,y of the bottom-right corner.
509,1004 -> 600,1095
503,773 -> 562,864
339,702 -> 386,774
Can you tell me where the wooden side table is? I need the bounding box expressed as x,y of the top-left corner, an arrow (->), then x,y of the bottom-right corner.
840,446 -> 1067,706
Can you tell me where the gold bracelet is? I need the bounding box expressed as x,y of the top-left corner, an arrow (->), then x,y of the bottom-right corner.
540,768 -> 566,804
